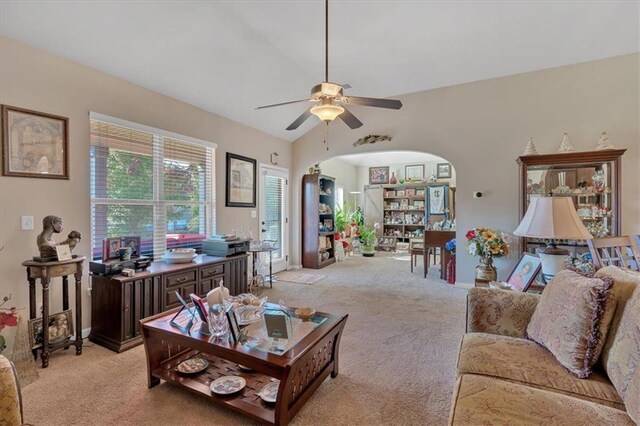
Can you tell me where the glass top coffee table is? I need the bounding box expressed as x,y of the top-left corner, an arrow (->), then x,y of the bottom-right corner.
141,304 -> 348,425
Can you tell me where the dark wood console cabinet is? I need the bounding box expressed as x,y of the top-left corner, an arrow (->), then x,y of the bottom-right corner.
90,254 -> 248,352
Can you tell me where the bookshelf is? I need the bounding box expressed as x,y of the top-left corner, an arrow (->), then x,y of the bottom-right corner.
302,174 -> 336,269
382,184 -> 427,242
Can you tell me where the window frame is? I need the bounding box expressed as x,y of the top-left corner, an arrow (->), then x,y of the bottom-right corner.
89,112 -> 217,260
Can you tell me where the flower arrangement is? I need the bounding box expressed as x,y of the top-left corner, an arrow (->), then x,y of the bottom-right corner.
445,238 -> 456,255
465,228 -> 510,258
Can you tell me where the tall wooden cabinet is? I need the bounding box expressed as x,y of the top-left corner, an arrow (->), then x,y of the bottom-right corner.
302,174 -> 336,269
517,149 -> 626,255
90,254 -> 248,352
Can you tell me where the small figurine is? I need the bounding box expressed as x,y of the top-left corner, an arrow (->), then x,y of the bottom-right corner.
557,133 -> 576,153
36,215 -> 81,259
596,131 -> 614,150
523,137 -> 538,155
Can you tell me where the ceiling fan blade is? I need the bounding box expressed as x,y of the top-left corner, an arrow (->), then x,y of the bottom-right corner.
340,83 -> 352,90
255,99 -> 311,110
286,109 -> 313,131
339,107 -> 363,129
343,96 -> 402,110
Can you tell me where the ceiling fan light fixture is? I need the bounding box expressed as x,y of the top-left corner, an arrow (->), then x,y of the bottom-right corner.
310,101 -> 344,122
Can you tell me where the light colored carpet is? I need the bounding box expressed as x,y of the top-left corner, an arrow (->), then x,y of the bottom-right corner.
275,270 -> 327,285
21,253 -> 467,425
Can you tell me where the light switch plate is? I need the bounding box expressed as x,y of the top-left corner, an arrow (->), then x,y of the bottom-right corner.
251,210 -> 257,218
21,216 -> 34,230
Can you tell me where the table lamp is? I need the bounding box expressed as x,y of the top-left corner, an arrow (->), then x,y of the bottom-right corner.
514,196 -> 593,281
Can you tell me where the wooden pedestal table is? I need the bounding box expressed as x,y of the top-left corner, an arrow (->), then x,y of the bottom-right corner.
141,305 -> 348,425
22,256 -> 85,368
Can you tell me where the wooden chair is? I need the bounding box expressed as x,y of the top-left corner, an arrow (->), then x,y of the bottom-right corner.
409,238 -> 424,273
587,236 -> 640,270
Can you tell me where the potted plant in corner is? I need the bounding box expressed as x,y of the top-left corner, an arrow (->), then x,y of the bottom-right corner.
334,205 -> 347,240
357,223 -> 378,257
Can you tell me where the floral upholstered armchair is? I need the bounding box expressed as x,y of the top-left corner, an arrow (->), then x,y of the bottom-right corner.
0,355 -> 23,425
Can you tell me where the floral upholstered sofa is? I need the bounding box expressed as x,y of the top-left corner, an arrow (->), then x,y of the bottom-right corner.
449,266 -> 640,425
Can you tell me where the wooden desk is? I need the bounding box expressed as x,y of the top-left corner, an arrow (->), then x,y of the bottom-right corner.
423,231 -> 455,280
22,256 -> 85,368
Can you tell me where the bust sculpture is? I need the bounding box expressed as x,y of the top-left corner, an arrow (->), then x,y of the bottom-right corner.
36,215 -> 81,259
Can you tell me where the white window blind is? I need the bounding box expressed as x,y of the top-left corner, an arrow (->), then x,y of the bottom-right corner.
90,113 -> 216,260
263,175 -> 285,260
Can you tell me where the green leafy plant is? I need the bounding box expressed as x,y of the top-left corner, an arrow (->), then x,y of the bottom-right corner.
334,204 -> 348,233
348,206 -> 364,227
357,223 -> 377,248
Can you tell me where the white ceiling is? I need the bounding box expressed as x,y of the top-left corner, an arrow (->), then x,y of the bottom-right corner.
335,151 -> 445,167
1,1 -> 638,142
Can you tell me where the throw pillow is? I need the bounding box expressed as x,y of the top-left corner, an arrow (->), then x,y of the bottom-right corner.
526,269 -> 615,378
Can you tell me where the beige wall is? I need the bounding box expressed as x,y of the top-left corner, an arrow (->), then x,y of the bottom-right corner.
292,53 -> 640,282
318,157 -> 359,196
0,37 -> 291,351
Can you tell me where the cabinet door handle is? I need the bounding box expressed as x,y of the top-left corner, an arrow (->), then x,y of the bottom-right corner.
124,305 -> 129,312
176,277 -> 187,283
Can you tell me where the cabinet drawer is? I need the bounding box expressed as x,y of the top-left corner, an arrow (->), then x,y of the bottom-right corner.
166,270 -> 197,287
199,275 -> 224,296
201,264 -> 224,279
164,282 -> 197,310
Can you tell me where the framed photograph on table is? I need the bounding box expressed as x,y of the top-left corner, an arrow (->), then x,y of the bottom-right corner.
28,310 -> 74,350
369,166 -> 389,184
436,163 -> 452,179
122,236 -> 141,257
226,153 -> 256,207
405,164 -> 424,181
506,253 -> 542,292
1,105 -> 69,179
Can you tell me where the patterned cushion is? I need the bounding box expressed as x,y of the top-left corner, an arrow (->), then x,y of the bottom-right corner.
449,374 -> 634,426
0,355 -> 21,426
526,269 -> 616,378
625,366 -> 639,424
466,288 -> 540,338
595,266 -> 640,400
457,333 -> 624,409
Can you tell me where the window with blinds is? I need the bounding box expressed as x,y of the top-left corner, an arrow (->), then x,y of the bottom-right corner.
90,113 -> 216,260
262,175 -> 285,260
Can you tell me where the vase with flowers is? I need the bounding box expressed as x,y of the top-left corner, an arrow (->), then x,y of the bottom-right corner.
465,228 -> 510,284
445,238 -> 456,284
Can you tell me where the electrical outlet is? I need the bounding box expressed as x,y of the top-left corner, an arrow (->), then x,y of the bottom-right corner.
21,216 -> 34,230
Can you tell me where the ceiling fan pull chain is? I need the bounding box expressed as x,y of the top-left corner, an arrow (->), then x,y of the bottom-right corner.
325,122 -> 330,151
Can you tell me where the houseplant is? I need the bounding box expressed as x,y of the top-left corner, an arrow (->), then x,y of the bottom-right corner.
334,204 -> 347,239
465,228 -> 510,282
357,223 -> 378,257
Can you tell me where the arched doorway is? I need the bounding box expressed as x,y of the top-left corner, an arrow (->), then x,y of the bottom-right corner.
301,150 -> 457,282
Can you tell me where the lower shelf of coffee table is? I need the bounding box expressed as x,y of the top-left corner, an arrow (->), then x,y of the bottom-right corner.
152,349 -> 277,424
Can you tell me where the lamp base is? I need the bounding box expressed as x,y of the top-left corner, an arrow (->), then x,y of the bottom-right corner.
536,245 -> 570,282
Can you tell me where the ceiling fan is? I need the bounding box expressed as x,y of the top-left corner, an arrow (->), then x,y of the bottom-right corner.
255,0 -> 403,130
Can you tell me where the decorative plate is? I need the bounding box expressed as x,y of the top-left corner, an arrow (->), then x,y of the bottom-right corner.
176,357 -> 209,374
210,376 -> 246,395
258,381 -> 280,403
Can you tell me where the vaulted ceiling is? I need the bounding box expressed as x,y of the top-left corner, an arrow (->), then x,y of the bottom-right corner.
1,1 -> 638,141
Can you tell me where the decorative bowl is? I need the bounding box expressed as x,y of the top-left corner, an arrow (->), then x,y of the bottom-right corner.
295,307 -> 315,321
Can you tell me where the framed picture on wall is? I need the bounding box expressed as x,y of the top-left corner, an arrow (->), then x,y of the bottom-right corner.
369,166 -> 389,184
428,185 -> 447,215
405,164 -> 424,181
436,163 -> 452,179
1,105 -> 69,179
226,152 -> 256,207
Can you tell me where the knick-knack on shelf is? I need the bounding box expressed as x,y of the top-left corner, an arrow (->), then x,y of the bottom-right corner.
557,133 -> 575,153
596,131 -> 614,150
523,137 -> 538,156
389,172 -> 397,184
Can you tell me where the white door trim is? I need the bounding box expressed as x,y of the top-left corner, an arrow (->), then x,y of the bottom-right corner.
259,163 -> 289,271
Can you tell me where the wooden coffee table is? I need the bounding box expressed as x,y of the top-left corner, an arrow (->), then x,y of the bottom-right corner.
141,305 -> 348,425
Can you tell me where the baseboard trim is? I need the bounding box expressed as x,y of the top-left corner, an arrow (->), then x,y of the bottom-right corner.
82,327 -> 91,339
289,264 -> 302,270
454,282 -> 474,289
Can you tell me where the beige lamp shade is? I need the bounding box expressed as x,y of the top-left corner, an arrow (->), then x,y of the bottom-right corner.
514,196 -> 593,240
